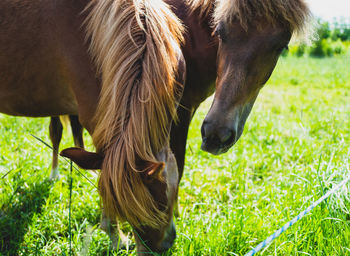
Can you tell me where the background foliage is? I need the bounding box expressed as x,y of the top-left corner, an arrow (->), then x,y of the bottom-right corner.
287,18 -> 350,57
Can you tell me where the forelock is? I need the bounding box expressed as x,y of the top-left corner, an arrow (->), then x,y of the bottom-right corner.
214,0 -> 315,43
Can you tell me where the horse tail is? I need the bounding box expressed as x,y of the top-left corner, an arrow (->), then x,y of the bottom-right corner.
85,0 -> 184,228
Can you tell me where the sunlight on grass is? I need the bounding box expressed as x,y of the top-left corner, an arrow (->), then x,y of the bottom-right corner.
1,56 -> 350,255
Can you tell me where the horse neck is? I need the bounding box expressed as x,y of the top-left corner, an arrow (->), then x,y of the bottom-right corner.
168,0 -> 218,109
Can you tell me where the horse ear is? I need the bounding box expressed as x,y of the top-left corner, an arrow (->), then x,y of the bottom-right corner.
144,162 -> 165,181
60,147 -> 103,170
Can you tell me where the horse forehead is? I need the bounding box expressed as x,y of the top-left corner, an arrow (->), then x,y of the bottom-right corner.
227,22 -> 284,40
164,151 -> 178,185
156,149 -> 177,174
154,148 -> 168,162
154,148 -> 178,190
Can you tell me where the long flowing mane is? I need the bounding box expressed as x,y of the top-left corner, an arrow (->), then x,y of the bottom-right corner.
85,0 -> 184,228
189,0 -> 312,38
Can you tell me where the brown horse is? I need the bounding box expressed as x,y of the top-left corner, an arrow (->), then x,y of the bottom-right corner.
167,0 -> 312,195
0,0 -> 185,253
33,0 -> 312,252
48,0 -> 312,191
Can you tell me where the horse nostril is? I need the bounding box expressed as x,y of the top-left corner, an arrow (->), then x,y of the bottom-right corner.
202,122 -> 235,145
218,128 -> 234,145
201,120 -> 213,139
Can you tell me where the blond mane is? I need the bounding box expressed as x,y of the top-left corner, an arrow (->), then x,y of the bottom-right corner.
189,0 -> 312,39
85,0 -> 184,228
187,0 -> 214,18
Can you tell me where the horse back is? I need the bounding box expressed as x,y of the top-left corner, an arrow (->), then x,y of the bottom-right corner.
0,0 -> 99,126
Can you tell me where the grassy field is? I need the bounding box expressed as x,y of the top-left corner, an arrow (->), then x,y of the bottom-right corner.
1,55 -> 350,255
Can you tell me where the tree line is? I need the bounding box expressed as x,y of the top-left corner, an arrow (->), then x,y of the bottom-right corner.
286,18 -> 350,57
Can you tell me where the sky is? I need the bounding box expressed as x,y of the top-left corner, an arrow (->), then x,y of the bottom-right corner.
307,0 -> 350,22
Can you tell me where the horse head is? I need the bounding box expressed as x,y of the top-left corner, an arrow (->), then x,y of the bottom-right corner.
200,0 -> 312,155
61,145 -> 179,253
62,0 -> 186,253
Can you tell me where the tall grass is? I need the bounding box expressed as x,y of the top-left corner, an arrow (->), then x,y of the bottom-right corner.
0,56 -> 349,255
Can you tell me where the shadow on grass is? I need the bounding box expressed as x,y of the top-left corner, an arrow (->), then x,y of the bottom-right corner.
0,174 -> 52,255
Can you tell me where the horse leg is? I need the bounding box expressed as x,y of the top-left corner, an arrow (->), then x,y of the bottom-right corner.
69,115 -> 84,149
49,116 -> 63,180
170,106 -> 194,217
100,210 -> 128,250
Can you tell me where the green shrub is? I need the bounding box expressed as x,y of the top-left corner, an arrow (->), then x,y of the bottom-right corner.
332,39 -> 346,55
309,39 -> 347,57
287,45 -> 306,57
285,19 -> 349,58
295,44 -> 306,57
309,39 -> 330,57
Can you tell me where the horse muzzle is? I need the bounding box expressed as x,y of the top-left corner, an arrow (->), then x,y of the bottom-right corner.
201,121 -> 240,155
200,100 -> 256,155
160,219 -> 176,252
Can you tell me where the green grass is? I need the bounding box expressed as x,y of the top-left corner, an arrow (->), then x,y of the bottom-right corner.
1,55 -> 350,255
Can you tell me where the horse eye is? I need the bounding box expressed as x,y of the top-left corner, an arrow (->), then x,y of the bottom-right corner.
213,23 -> 225,40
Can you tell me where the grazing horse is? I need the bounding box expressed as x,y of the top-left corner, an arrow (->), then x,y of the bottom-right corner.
49,115 -> 84,179
0,0 -> 185,253
42,0 -> 313,250
167,0 -> 312,196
